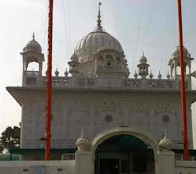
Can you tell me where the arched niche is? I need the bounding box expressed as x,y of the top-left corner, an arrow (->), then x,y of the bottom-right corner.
115,57 -> 121,65
97,56 -> 104,65
26,61 -> 40,71
105,55 -> 113,66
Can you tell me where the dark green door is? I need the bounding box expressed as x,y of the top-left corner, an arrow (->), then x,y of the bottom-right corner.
99,159 -> 119,174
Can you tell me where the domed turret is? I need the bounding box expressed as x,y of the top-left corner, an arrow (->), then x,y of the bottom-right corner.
172,46 -> 188,57
139,54 -> 147,64
168,46 -> 194,80
137,53 -> 149,79
21,33 -> 44,86
68,3 -> 129,78
23,33 -> 42,53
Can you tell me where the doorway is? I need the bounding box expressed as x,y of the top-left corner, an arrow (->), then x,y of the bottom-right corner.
95,134 -> 154,174
97,155 -> 130,174
100,159 -> 119,174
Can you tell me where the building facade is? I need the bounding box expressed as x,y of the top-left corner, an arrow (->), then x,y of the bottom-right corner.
7,5 -> 196,174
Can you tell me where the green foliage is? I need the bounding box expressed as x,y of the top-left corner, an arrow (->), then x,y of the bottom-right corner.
0,126 -> 20,152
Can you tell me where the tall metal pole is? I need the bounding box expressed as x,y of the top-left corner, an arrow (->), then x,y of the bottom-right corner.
177,0 -> 189,160
45,0 -> 53,160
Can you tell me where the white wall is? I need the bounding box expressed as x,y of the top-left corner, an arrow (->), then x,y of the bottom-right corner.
191,102 -> 196,149
20,90 -> 190,150
0,160 -> 75,174
175,161 -> 196,174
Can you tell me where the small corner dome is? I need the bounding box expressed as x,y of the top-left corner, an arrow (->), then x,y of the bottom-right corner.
159,132 -> 172,151
23,34 -> 42,53
172,46 -> 188,57
140,54 -> 147,63
75,30 -> 124,62
76,136 -> 90,151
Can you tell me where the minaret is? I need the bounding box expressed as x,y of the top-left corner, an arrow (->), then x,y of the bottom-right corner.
168,46 -> 193,79
137,53 -> 149,79
20,33 -> 44,85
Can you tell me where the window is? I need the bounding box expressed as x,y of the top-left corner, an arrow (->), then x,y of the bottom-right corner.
116,57 -> 121,65
27,62 -> 39,71
97,56 -> 103,65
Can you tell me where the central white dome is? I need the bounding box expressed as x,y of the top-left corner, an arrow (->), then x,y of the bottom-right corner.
75,30 -> 124,62
68,3 -> 129,79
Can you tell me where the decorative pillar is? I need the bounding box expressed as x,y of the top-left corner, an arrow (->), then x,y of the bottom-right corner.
158,131 -> 175,174
75,131 -> 93,174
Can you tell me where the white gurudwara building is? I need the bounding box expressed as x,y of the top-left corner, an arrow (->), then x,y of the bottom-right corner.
5,5 -> 196,174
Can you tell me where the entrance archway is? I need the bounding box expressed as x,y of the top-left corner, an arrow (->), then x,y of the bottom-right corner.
91,127 -> 159,174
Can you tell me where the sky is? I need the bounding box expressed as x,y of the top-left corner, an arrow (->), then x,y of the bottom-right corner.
0,0 -> 196,133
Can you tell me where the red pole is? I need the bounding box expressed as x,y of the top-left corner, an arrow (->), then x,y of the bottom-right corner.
45,0 -> 53,160
177,0 -> 189,160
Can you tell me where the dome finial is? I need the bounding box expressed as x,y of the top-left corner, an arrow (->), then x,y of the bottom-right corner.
81,129 -> 84,138
96,2 -> 103,32
33,32 -> 35,40
164,129 -> 167,138
64,68 -> 69,77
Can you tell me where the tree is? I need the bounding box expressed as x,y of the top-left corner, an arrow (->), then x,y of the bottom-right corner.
0,126 -> 20,153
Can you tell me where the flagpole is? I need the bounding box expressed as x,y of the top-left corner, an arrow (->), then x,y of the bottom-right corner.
45,0 -> 53,160
177,0 -> 189,160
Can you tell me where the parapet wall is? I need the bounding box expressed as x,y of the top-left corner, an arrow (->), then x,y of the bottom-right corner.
175,161 -> 196,174
0,157 -> 196,174
0,160 -> 75,174
23,74 -> 190,90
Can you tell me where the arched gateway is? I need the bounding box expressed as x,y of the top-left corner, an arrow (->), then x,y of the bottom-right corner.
90,127 -> 159,174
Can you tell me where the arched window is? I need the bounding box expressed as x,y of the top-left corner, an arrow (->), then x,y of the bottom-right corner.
116,57 -> 121,65
106,55 -> 113,66
106,55 -> 113,60
27,61 -> 39,71
97,56 -> 103,65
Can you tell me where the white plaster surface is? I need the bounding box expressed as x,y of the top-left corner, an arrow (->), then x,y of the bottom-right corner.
14,90 -> 193,150
0,160 -> 75,174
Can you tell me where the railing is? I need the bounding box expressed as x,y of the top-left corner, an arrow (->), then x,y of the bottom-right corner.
25,71 -> 39,77
61,153 -> 75,160
124,79 -> 177,89
175,154 -> 184,161
175,154 -> 196,161
23,75 -> 190,90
